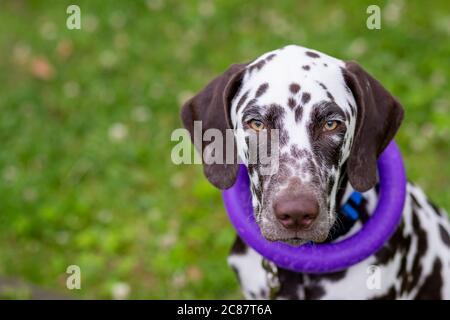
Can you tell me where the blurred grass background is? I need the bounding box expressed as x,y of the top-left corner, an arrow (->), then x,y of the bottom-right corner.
0,0 -> 448,299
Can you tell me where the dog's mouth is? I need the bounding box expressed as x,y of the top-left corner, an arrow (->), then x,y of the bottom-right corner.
261,229 -> 330,246
261,232 -> 315,246
271,235 -> 329,246
279,238 -> 308,246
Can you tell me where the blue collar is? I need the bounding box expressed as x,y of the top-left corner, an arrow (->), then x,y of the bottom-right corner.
325,191 -> 364,242
341,191 -> 363,221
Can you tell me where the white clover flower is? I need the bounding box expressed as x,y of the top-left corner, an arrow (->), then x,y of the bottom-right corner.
131,106 -> 151,123
108,123 -> 128,142
111,282 -> 131,300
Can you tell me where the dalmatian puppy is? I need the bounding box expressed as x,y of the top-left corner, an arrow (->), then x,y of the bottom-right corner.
181,45 -> 450,299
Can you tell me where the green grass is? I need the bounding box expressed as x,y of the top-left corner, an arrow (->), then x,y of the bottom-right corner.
0,0 -> 448,299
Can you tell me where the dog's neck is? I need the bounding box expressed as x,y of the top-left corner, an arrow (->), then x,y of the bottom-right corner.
325,169 -> 378,243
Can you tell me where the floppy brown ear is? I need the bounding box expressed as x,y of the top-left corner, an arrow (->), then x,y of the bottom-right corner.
343,61 -> 404,192
180,63 -> 247,189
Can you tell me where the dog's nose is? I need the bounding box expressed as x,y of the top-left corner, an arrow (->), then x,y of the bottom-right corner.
273,193 -> 319,231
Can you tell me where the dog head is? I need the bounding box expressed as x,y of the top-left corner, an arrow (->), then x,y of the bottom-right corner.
181,45 -> 403,245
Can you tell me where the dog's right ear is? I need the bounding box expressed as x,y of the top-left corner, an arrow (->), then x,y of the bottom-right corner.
180,63 -> 247,189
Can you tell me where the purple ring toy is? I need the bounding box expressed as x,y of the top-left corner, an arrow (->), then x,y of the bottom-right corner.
222,141 -> 406,273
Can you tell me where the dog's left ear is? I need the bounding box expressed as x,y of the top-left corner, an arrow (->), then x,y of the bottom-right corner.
343,61 -> 404,192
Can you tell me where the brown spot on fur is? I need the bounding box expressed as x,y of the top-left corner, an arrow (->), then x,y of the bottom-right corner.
249,59 -> 266,73
309,269 -> 347,282
326,91 -> 335,101
256,60 -> 266,69
266,53 -> 276,61
289,83 -> 301,94
245,98 -> 258,110
265,104 -> 288,147
305,285 -> 326,300
302,65 -> 310,71
415,258 -> 443,299
255,83 -> 269,98
277,268 -> 301,299
295,107 -> 303,123
306,51 -> 320,58
236,90 -> 249,113
439,224 -> 450,247
428,200 -> 442,216
301,92 -> 311,104
266,104 -> 286,123
318,82 -> 327,90
287,97 -> 296,109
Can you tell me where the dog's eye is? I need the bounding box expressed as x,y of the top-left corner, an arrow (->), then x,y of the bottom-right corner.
323,120 -> 339,132
248,120 -> 266,132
